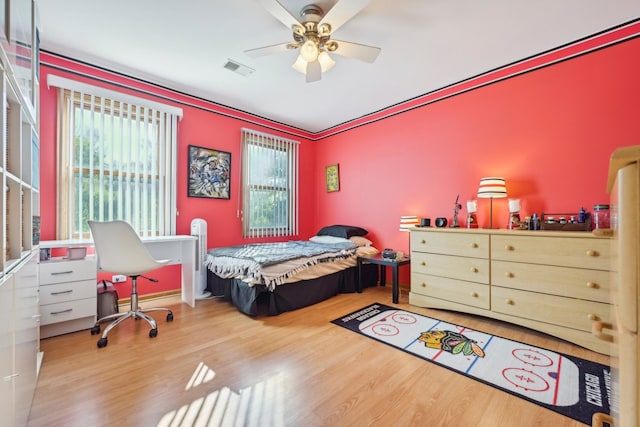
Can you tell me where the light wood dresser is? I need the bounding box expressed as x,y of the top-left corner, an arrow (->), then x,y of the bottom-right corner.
409,227 -> 612,355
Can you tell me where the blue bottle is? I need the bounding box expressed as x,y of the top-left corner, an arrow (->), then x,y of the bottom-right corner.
578,207 -> 587,223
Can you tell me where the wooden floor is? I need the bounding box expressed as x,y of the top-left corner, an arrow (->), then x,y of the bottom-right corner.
28,286 -> 610,427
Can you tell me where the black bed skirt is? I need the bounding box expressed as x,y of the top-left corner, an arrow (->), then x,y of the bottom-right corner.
207,264 -> 379,316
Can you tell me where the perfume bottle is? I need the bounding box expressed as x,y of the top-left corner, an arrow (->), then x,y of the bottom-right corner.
466,200 -> 478,228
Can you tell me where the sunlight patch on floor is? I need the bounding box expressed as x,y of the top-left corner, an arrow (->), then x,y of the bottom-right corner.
158,371 -> 285,427
185,362 -> 216,391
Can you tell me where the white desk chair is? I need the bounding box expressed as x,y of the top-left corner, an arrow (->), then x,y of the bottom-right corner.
88,220 -> 174,348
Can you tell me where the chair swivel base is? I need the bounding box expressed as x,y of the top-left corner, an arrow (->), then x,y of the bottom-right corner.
91,307 -> 173,348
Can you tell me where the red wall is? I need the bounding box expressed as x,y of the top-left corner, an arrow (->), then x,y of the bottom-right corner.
315,37 -> 640,258
38,33 -> 640,294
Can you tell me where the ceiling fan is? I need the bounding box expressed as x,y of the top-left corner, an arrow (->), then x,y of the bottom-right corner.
245,0 -> 381,83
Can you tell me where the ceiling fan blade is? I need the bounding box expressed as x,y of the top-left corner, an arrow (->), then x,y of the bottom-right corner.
331,40 -> 381,63
245,42 -> 295,58
319,0 -> 371,33
256,0 -> 302,31
306,60 -> 322,83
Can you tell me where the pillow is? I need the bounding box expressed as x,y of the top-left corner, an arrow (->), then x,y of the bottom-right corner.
309,235 -> 351,244
349,236 -> 372,247
317,224 -> 368,239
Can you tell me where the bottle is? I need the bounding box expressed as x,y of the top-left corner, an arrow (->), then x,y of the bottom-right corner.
592,204 -> 610,229
578,207 -> 587,223
530,213 -> 539,230
508,199 -> 520,230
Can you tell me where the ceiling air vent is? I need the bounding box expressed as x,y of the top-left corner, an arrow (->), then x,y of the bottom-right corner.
223,59 -> 255,77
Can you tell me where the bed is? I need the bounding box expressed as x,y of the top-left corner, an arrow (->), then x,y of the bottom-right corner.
204,225 -> 380,316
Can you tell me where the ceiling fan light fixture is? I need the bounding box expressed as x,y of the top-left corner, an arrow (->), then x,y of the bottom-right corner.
318,51 -> 335,72
292,54 -> 307,74
300,39 -> 319,62
293,50 -> 335,76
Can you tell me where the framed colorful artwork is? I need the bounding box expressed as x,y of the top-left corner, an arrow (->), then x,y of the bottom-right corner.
188,145 -> 231,199
325,164 -> 340,192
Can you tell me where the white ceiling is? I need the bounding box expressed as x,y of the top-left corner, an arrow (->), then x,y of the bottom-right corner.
37,0 -> 639,134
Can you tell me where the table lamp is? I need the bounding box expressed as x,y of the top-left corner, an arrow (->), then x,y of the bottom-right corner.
400,215 -> 419,231
477,177 -> 507,229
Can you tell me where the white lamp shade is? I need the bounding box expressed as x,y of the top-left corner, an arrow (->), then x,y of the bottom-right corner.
292,55 -> 307,74
477,177 -> 507,198
400,215 -> 419,231
300,40 -> 319,62
317,51 -> 335,72
292,50 -> 335,74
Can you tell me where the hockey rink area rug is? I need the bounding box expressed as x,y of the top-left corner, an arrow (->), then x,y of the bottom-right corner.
331,303 -> 613,425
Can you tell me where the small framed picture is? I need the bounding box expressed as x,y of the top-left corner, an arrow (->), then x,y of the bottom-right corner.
188,145 -> 231,199
325,164 -> 340,192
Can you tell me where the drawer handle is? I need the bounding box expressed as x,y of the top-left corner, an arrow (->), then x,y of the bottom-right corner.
592,321 -> 614,343
505,245 -> 514,251
421,261 -> 426,266
3,373 -> 19,381
50,309 -> 73,315
504,272 -> 514,278
586,250 -> 598,257
586,282 -> 598,289
470,267 -> 478,273
587,313 -> 598,321
420,283 -> 426,288
50,290 -> 74,295
51,270 -> 74,275
421,239 -> 426,244
470,243 -> 478,248
505,299 -> 514,305
470,292 -> 478,298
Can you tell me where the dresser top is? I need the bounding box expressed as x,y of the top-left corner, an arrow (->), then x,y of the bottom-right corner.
408,226 -> 611,239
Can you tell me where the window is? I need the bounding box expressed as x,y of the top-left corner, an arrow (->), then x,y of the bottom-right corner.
241,128 -> 299,238
48,75 -> 183,239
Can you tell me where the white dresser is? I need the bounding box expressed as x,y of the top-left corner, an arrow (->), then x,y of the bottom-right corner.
39,253 -> 97,339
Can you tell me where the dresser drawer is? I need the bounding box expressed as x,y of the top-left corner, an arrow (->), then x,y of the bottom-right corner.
412,273 -> 489,309
40,298 -> 96,325
491,235 -> 610,270
491,260 -> 610,303
411,230 -> 488,258
412,252 -> 489,284
39,279 -> 96,305
40,257 -> 97,285
491,286 -> 610,332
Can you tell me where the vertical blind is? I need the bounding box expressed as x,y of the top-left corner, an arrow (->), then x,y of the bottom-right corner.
241,128 -> 299,238
47,75 -> 183,239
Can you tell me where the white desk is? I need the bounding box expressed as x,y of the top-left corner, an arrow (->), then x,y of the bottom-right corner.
40,235 -> 198,308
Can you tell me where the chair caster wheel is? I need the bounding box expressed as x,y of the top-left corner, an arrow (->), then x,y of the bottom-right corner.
90,325 -> 101,335
97,338 -> 108,348
167,312 -> 174,322
149,328 -> 158,338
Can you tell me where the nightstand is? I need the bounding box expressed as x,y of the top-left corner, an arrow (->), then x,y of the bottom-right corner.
357,254 -> 411,304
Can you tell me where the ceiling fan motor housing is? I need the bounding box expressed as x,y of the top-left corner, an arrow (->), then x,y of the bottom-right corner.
300,4 -> 323,23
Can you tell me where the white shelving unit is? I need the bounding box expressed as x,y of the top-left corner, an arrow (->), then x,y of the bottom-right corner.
0,0 -> 40,425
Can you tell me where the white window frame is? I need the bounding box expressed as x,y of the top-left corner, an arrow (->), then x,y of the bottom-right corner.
47,75 -> 183,239
241,128 -> 299,238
